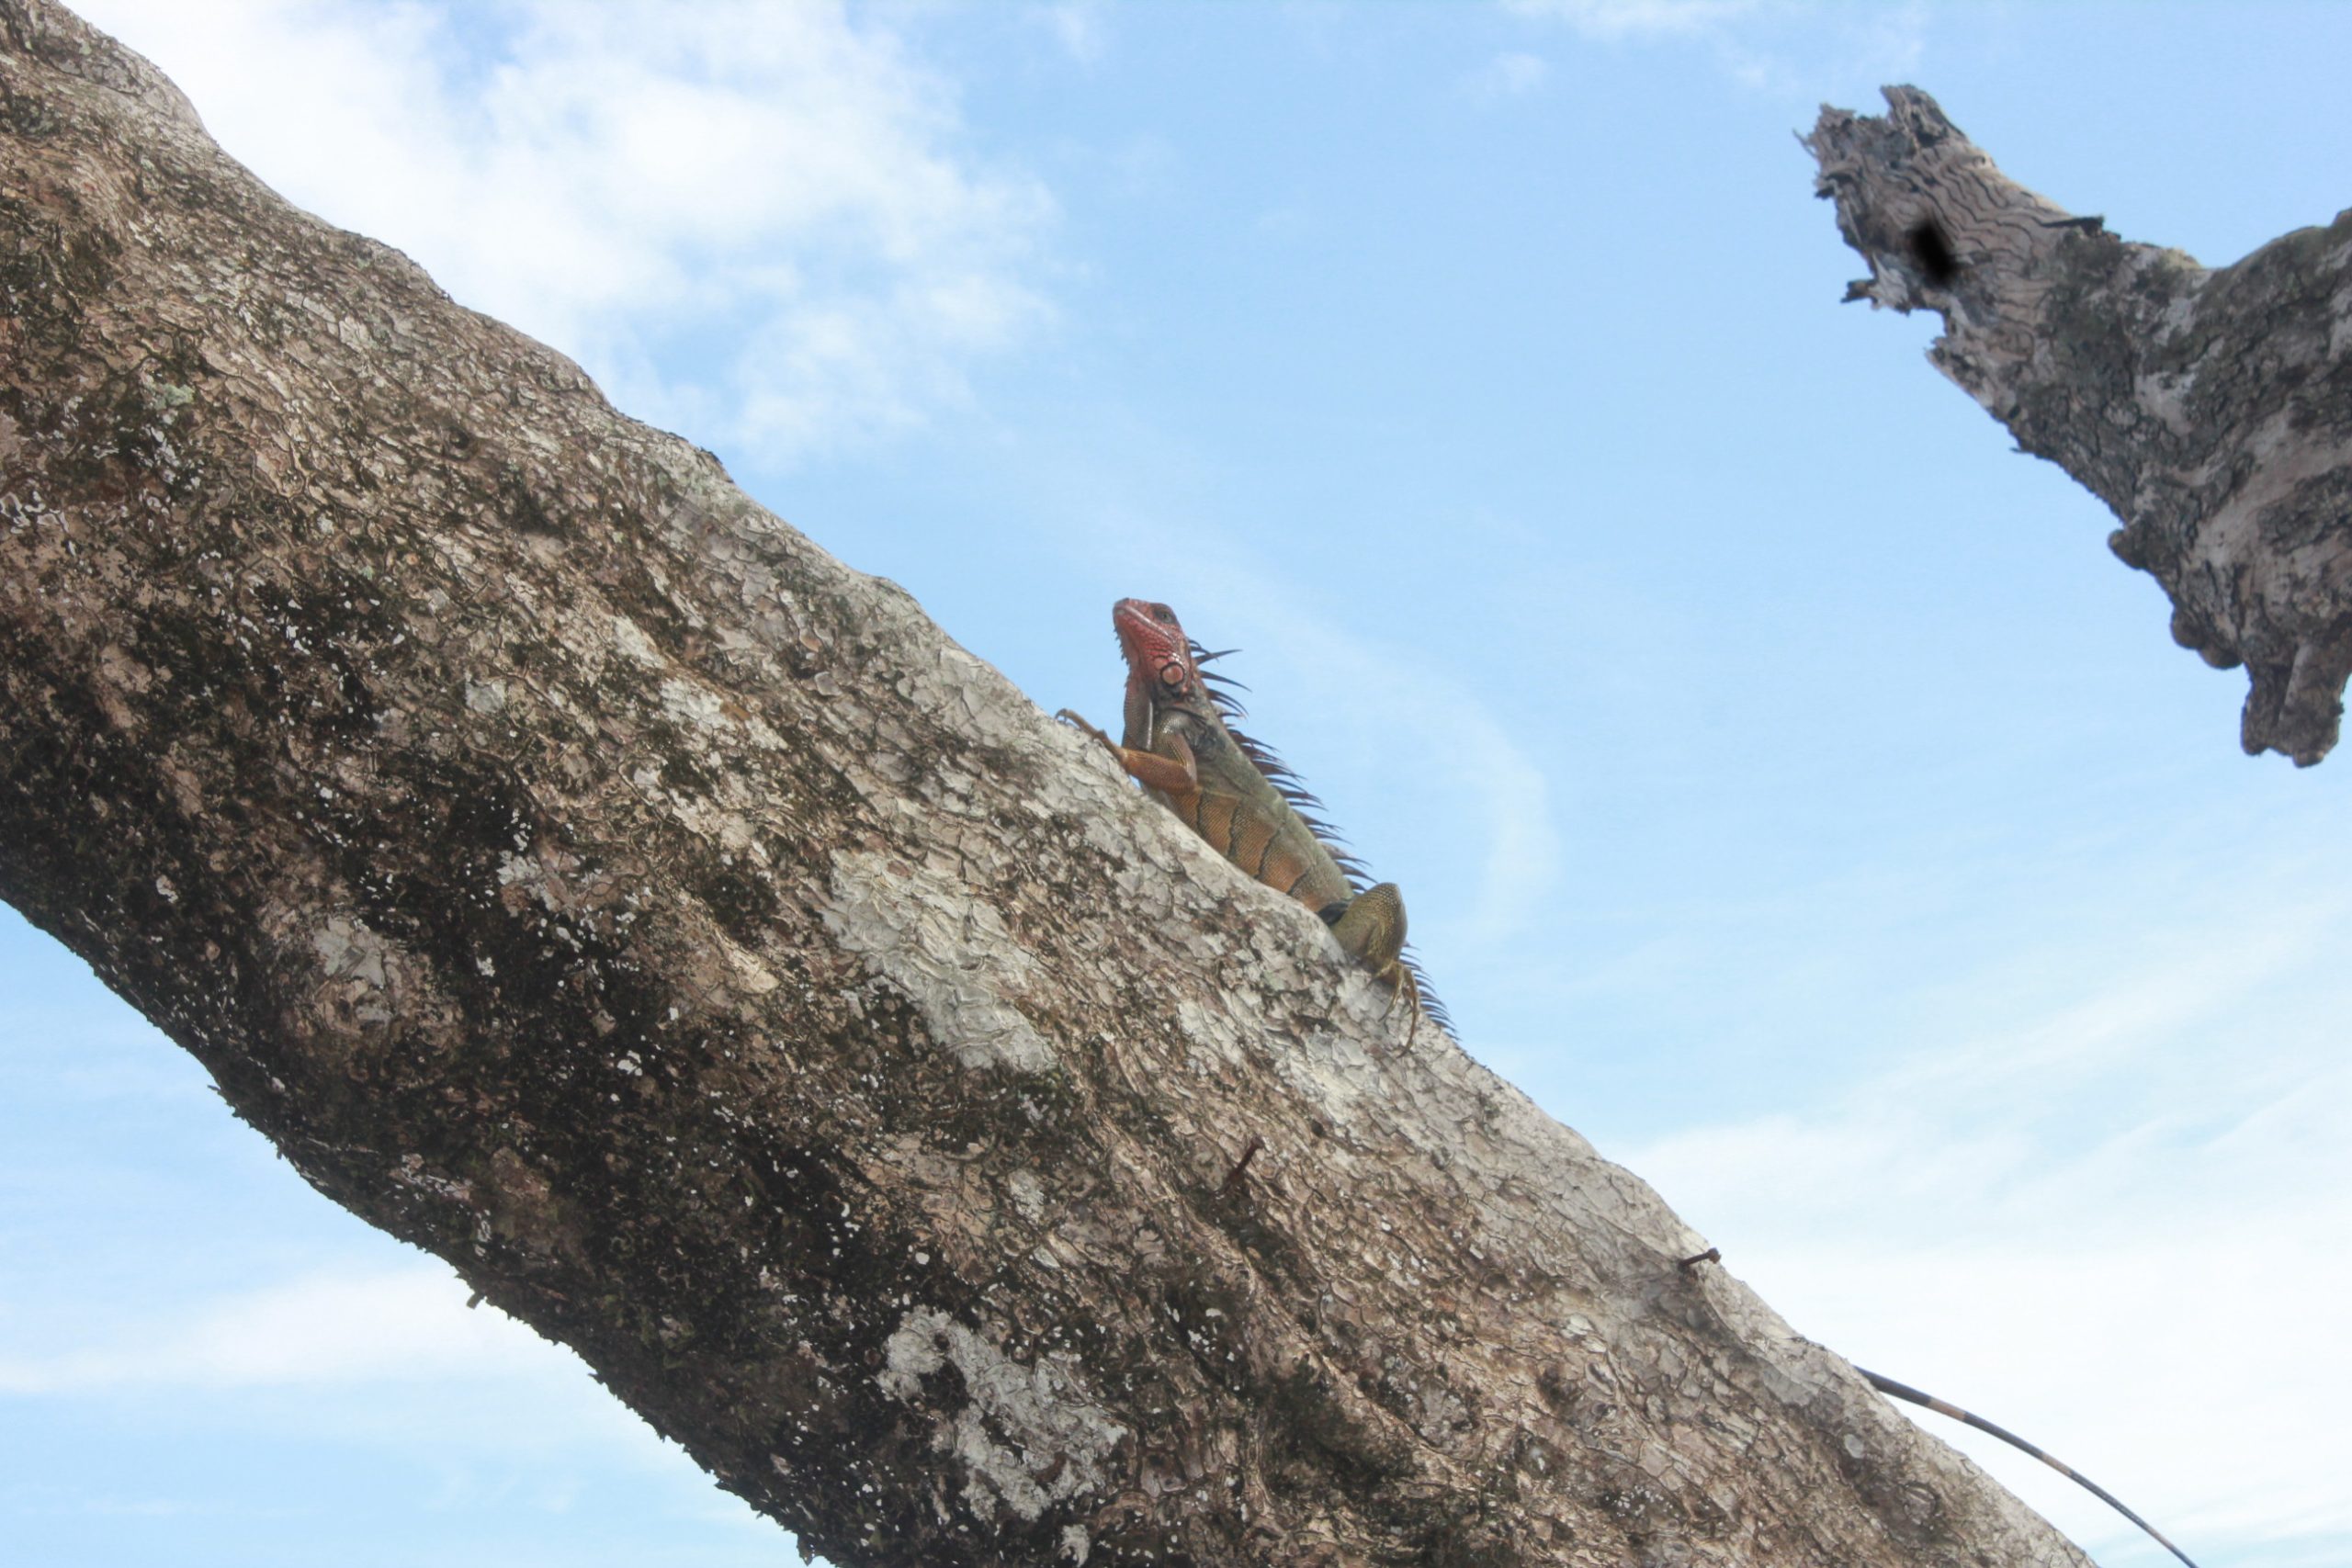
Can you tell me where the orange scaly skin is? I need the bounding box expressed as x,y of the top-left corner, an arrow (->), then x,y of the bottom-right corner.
1058,598 -> 1447,1042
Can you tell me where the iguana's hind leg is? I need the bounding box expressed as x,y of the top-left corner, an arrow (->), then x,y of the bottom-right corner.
1327,883 -> 1406,969
1326,883 -> 1422,1044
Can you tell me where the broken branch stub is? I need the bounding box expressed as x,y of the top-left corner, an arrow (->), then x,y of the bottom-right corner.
1808,85 -> 2352,765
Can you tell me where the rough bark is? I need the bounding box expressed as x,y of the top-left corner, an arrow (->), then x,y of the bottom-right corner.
1808,85 -> 2352,765
0,9 -> 2093,1565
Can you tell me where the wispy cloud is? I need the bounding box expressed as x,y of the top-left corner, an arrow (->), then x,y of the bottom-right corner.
1464,50 -> 1553,101
1503,0 -> 1930,97
0,1256 -> 785,1550
1502,0 -> 1759,39
0,1267 -> 561,1393
1873,895 -> 2340,1112
75,0 -> 1057,467
1033,0 -> 1111,66
1621,876 -> 2352,1562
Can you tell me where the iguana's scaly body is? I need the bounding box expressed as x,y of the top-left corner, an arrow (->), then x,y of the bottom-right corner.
1059,598 -> 1447,1040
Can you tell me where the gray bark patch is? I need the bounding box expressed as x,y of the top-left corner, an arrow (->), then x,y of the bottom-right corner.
877,1307 -> 1125,1522
822,847 -> 1052,1073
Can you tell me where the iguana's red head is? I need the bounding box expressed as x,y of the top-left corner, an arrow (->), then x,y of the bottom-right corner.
1112,597 -> 1201,699
1113,597 -> 1214,745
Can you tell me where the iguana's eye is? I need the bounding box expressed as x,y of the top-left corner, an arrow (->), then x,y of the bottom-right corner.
1148,604 -> 1174,622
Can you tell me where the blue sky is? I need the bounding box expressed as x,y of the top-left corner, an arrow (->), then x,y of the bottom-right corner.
7,3 -> 2351,1564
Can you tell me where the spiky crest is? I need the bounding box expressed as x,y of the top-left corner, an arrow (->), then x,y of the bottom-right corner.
1190,638 -> 1374,884
1183,637 -> 1450,1035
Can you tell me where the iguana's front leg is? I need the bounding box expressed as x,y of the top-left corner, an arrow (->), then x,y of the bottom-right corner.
1056,709 -> 1199,795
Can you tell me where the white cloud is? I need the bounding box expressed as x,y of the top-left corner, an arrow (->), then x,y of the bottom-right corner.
0,1266 -> 562,1393
1465,50 -> 1552,100
1502,0 -> 1931,99
1440,704 -> 1563,946
1502,0 -> 1759,39
1621,884 -> 2352,1563
74,0 -> 1056,467
0,1262 -> 782,1544
1773,1224 -> 2352,1562
1034,0 -> 1110,65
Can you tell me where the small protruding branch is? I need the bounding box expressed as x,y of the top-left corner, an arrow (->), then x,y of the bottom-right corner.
1219,1134 -> 1266,1199
1809,86 -> 2352,766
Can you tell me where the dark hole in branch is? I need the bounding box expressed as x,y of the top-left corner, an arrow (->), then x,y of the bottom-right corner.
1908,220 -> 1961,287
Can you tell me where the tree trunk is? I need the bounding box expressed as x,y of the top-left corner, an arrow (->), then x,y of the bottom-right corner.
1807,85 -> 2352,767
1,9 -> 2093,1564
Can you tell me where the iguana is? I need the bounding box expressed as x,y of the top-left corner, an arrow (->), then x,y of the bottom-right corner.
1069,602 -> 2196,1564
1057,597 -> 1449,1042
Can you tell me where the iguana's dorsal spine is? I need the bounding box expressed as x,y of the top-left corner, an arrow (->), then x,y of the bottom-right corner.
1060,597 -> 1450,1039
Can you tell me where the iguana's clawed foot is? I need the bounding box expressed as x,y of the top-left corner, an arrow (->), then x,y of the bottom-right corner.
1374,961 -> 1426,1050
1055,708 -> 1121,761
1058,708 -> 1199,793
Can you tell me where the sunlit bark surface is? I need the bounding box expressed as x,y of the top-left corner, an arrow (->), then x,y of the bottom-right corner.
1810,85 -> 2352,766
0,10 -> 2095,1564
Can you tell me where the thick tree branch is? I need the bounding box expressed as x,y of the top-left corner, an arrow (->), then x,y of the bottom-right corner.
3,10 -> 2095,1564
1809,85 -> 2352,765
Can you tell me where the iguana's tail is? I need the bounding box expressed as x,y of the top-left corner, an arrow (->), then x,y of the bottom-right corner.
1858,1367 -> 2199,1568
